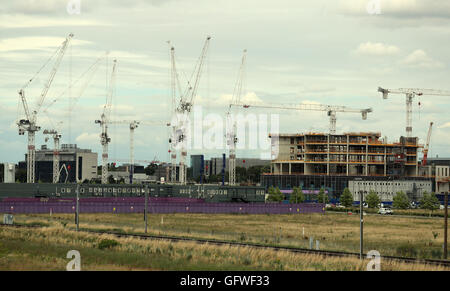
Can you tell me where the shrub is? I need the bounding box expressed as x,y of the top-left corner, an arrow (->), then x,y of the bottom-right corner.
289,187 -> 305,204
396,244 -> 417,257
366,190 -> 381,208
393,191 -> 410,209
267,186 -> 284,202
317,188 -> 329,204
340,188 -> 353,207
420,192 -> 440,214
98,239 -> 121,250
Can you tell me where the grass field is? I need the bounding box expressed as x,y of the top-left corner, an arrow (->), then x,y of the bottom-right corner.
0,222 -> 447,271
0,211 -> 448,271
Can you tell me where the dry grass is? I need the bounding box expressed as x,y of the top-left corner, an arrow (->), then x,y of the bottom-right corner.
10,212 -> 447,259
0,223 -> 447,271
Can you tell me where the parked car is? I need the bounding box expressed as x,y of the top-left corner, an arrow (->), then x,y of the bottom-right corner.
378,207 -> 393,215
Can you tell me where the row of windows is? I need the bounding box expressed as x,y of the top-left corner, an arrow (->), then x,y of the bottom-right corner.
354,182 -> 430,187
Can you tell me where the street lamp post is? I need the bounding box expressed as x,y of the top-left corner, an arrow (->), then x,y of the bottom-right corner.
360,190 -> 365,260
444,191 -> 448,259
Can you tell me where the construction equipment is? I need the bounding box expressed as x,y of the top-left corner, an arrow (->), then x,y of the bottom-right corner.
422,122 -> 434,166
17,33 -> 73,183
109,120 -> 167,183
169,36 -> 211,184
233,102 -> 372,134
95,59 -> 117,184
43,129 -> 62,183
378,87 -> 450,137
226,49 -> 247,185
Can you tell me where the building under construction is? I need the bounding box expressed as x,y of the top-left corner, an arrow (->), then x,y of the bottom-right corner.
262,131 -> 435,200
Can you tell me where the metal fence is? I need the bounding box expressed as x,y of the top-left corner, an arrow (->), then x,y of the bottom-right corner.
0,198 -> 324,214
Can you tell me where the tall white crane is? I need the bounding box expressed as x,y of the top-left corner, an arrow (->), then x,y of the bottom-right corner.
43,129 -> 62,183
226,50 -> 247,186
168,44 -> 182,183
233,102 -> 372,134
17,33 -> 73,183
422,121 -> 433,167
378,87 -> 450,137
109,120 -> 167,183
179,36 -> 211,184
169,36 -> 211,184
95,59 -> 117,184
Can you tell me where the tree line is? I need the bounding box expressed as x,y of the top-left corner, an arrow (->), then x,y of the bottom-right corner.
266,186 -> 442,213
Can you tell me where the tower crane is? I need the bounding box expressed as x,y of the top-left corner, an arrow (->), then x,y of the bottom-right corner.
168,43 -> 184,183
17,33 -> 73,183
226,49 -> 247,186
232,102 -> 372,134
378,87 -> 450,137
40,54 -> 106,183
109,120 -> 167,183
422,122 -> 433,167
169,36 -> 211,184
43,129 -> 62,183
95,59 -> 117,184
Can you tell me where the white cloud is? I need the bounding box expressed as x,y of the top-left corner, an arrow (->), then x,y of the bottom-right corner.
340,0 -> 450,18
355,42 -> 400,56
75,132 -> 98,144
0,14 -> 108,28
0,36 -> 91,52
401,49 -> 444,68
438,122 -> 450,129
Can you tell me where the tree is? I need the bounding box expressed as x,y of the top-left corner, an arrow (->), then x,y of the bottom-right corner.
267,186 -> 284,202
317,187 -> 329,204
236,166 -> 248,183
340,188 -> 353,207
393,191 -> 410,209
420,192 -> 440,215
108,175 -> 116,184
144,163 -> 158,176
366,190 -> 381,208
289,186 -> 305,204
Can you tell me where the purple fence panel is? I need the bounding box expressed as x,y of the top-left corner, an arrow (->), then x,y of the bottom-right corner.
0,200 -> 324,215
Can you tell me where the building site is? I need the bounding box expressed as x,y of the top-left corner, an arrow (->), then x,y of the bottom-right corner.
0,33 -> 449,207
1,0 -> 450,274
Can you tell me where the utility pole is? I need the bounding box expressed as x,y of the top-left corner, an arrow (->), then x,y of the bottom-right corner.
444,191 -> 448,259
144,185 -> 148,234
75,183 -> 80,232
360,190 -> 364,260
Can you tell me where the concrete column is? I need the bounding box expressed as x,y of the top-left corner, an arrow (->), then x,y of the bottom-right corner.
327,134 -> 330,175
289,163 -> 292,175
384,146 -> 387,176
365,135 -> 369,176
346,135 -> 349,176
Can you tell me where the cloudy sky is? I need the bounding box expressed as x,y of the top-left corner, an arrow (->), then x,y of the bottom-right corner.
0,0 -> 449,166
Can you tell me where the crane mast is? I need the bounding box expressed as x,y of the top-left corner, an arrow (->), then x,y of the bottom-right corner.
17,33 -> 73,183
95,59 -> 117,184
227,50 -> 247,186
378,87 -> 450,137
422,122 -> 433,167
168,45 -> 179,183
234,102 -> 372,134
43,129 -> 61,183
177,36 -> 211,184
171,36 -> 211,184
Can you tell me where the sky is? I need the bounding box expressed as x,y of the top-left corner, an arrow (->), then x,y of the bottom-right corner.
0,0 -> 449,166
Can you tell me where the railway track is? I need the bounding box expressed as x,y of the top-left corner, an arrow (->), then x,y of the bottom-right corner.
2,223 -> 449,268
89,229 -> 450,268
